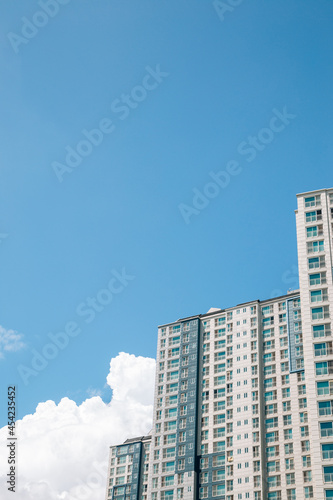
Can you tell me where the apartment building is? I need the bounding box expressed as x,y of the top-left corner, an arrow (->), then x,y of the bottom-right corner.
106,436 -> 151,499
105,188 -> 333,500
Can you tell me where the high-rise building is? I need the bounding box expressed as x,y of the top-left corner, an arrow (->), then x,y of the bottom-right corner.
105,188 -> 333,500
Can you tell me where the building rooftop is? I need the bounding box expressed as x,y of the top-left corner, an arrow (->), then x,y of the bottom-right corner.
123,436 -> 151,444
158,289 -> 300,328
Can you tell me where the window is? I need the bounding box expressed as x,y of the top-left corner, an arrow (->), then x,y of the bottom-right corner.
283,415 -> 292,426
307,225 -> 318,237
286,473 -> 295,485
305,195 -> 320,207
299,438 -> 309,453
313,324 -> 331,338
265,417 -> 278,429
201,430 -> 208,441
263,328 -> 274,339
285,443 -> 293,454
321,422 -> 333,438
319,401 -> 333,416
305,209 -> 322,222
309,255 -> 325,270
287,489 -> 296,500
226,480 -> 233,492
267,460 -> 279,473
212,469 -> 225,482
213,455 -> 225,467
322,444 -> 333,460
315,342 -> 329,356
307,240 -> 324,253
317,381 -> 333,396
281,361 -> 289,372
200,472 -> 209,484
298,384 -> 306,395
213,428 -> 225,439
282,388 -> 290,399
213,441 -> 225,453
163,448 -> 176,459
283,401 -> 291,412
214,363 -> 226,374
311,289 -> 325,302
280,349 -> 288,359
310,272 -> 326,285
161,491 -> 174,500
266,431 -> 278,443
199,487 -> 208,499
262,305 -> 273,315
324,467 -> 333,485
296,358 -> 304,370
303,470 -> 312,482
215,316 -> 226,326
285,458 -> 294,470
254,476 -> 261,487
299,412 -> 308,424
280,337 -> 288,347
304,486 -> 313,498
263,316 -> 274,326
212,484 -> 225,497
299,398 -> 307,409
264,340 -> 275,351
266,445 -> 279,458
284,429 -> 293,440
264,365 -> 276,376
265,403 -> 277,415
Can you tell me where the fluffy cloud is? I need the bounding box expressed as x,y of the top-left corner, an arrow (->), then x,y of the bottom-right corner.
0,352 -> 155,500
0,325 -> 25,359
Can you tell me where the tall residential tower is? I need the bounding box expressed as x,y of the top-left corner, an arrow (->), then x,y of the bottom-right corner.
106,188 -> 333,500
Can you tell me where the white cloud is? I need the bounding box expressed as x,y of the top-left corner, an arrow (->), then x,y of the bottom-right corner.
0,352 -> 155,500
86,387 -> 103,398
0,325 -> 25,358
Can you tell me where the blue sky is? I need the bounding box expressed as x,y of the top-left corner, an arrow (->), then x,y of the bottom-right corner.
0,0 -> 332,425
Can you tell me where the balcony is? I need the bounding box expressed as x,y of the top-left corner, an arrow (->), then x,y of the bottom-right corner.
315,348 -> 333,357
319,408 -> 332,416
321,428 -> 333,438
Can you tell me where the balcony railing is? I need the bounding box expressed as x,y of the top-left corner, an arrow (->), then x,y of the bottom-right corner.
315,348 -> 333,357
321,429 -> 333,437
